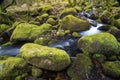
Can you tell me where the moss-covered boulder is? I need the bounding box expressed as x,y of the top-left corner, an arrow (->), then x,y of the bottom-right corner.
0,57 -> 28,80
60,8 -> 77,18
100,10 -> 114,25
61,15 -> 90,32
67,54 -> 92,80
108,27 -> 120,41
20,43 -> 71,71
112,7 -> 120,19
78,33 -> 120,56
102,61 -> 120,78
114,19 -> 120,29
10,23 -> 51,42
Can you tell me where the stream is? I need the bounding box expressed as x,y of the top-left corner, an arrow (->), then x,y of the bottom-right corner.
0,21 -> 104,56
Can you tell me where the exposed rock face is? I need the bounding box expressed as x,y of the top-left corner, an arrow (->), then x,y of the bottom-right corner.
61,15 -> 90,32
20,43 -> 71,71
78,33 -> 120,56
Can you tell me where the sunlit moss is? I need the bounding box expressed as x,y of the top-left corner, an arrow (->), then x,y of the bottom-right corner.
19,43 -> 71,71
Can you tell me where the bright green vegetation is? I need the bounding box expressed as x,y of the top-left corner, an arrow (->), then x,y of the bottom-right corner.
60,8 -> 77,18
78,33 -> 120,56
10,23 -> 52,42
0,24 -> 9,34
19,43 -> 71,71
102,61 -> 120,78
32,67 -> 43,78
0,57 -> 28,80
61,15 -> 90,31
67,54 -> 92,80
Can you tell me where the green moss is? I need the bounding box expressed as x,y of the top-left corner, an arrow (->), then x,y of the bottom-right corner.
78,33 -> 120,56
20,43 -> 71,71
102,61 -> 120,78
65,30 -> 70,34
1,41 -> 12,47
92,53 -> 106,63
61,15 -> 90,31
37,13 -> 49,22
67,54 -> 92,80
32,67 -> 42,77
74,6 -> 82,12
46,18 -> 56,25
112,7 -> 120,19
10,23 -> 51,42
60,8 -> 77,18
0,24 -> 9,34
100,10 -> 114,25
72,32 -> 80,38
108,26 -> 120,40
41,5 -> 52,13
57,30 -> 66,37
0,57 -> 28,80
114,19 -> 120,29
34,36 -> 52,45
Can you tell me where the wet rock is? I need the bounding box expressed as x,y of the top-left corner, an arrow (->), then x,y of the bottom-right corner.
102,61 -> 120,78
61,15 -> 90,32
60,8 -> 77,18
10,23 -> 51,42
100,10 -> 114,25
0,57 -> 28,80
20,43 -> 71,71
78,33 -> 120,56
98,25 -> 111,31
67,54 -> 92,80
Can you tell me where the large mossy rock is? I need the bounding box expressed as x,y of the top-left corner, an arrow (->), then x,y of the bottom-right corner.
114,19 -> 120,29
61,15 -> 90,32
20,43 -> 71,71
78,33 -> 120,56
60,8 -> 77,18
102,61 -> 120,78
100,10 -> 114,25
10,23 -> 51,42
67,54 -> 92,80
0,57 -> 28,80
112,7 -> 120,19
108,27 -> 120,41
